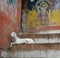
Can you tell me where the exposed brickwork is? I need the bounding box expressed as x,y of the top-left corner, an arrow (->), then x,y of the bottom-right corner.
7,44 -> 60,51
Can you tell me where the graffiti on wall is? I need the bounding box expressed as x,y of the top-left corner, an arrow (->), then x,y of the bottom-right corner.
22,0 -> 60,32
0,0 -> 17,23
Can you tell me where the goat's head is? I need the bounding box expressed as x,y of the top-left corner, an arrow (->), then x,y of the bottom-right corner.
11,32 -> 17,38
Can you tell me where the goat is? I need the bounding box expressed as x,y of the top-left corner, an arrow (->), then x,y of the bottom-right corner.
10,32 -> 35,47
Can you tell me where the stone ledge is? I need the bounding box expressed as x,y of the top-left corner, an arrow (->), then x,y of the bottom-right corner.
8,44 -> 60,51
18,34 -> 60,38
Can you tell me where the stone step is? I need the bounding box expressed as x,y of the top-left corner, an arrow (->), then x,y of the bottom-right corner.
1,50 -> 60,58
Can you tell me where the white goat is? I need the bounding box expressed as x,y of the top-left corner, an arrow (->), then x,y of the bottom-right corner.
10,32 -> 35,47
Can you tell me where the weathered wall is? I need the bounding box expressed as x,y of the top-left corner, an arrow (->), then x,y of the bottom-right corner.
0,0 -> 21,48
0,0 -> 60,58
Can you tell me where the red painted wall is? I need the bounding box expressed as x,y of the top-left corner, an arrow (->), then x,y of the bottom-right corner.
0,0 -> 21,49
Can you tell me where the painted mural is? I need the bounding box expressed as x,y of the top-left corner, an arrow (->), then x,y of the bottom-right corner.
22,0 -> 60,32
0,0 -> 17,23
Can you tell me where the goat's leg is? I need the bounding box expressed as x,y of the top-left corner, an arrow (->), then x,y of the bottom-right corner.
10,43 -> 14,47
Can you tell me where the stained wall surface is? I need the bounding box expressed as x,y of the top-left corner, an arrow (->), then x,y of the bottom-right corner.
0,0 -> 21,48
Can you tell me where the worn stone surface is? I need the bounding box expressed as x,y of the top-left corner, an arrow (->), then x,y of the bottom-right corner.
1,50 -> 60,58
34,38 -> 60,43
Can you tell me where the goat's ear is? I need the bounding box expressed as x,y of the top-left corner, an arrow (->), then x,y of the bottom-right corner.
12,32 -> 16,34
11,32 -> 15,36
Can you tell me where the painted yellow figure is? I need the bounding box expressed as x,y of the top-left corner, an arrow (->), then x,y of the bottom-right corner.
27,0 -> 49,29
48,9 -> 60,26
27,7 -> 41,29
39,0 -> 49,27
26,0 -> 60,31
